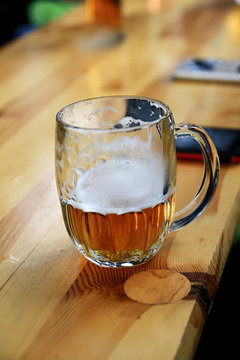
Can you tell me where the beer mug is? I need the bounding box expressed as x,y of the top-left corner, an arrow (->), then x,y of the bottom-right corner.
55,96 -> 219,267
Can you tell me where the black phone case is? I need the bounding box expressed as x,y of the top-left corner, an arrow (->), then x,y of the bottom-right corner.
176,127 -> 240,163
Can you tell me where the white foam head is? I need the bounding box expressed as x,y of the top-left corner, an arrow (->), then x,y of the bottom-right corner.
68,155 -> 167,215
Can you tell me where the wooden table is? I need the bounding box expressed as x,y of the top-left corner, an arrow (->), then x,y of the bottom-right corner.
0,0 -> 240,359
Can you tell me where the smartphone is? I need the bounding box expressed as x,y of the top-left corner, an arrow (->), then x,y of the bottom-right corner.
176,127 -> 240,163
172,58 -> 240,83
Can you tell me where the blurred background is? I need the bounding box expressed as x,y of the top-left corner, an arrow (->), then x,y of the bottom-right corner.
0,0 -> 79,46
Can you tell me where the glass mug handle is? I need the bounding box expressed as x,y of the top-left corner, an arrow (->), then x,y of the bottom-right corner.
170,123 -> 220,232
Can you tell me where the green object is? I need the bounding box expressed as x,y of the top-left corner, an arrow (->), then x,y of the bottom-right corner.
233,223 -> 240,246
28,1 -> 77,26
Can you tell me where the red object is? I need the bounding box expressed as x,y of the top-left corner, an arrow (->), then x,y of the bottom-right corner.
177,152 -> 240,164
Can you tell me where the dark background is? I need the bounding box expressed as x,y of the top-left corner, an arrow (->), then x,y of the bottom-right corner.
0,1 -> 32,46
194,235 -> 240,359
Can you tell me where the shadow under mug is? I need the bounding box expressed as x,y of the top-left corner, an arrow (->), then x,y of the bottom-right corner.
55,96 -> 220,267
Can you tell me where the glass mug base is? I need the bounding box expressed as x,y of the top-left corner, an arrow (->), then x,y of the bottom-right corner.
73,237 -> 164,268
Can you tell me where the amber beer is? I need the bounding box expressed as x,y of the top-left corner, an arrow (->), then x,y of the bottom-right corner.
59,153 -> 176,265
86,0 -> 122,28
61,193 -> 175,265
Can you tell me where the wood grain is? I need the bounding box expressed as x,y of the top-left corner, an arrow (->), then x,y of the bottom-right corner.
0,0 -> 240,359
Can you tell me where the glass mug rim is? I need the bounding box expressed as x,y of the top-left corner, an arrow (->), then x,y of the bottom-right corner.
56,95 -> 172,133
